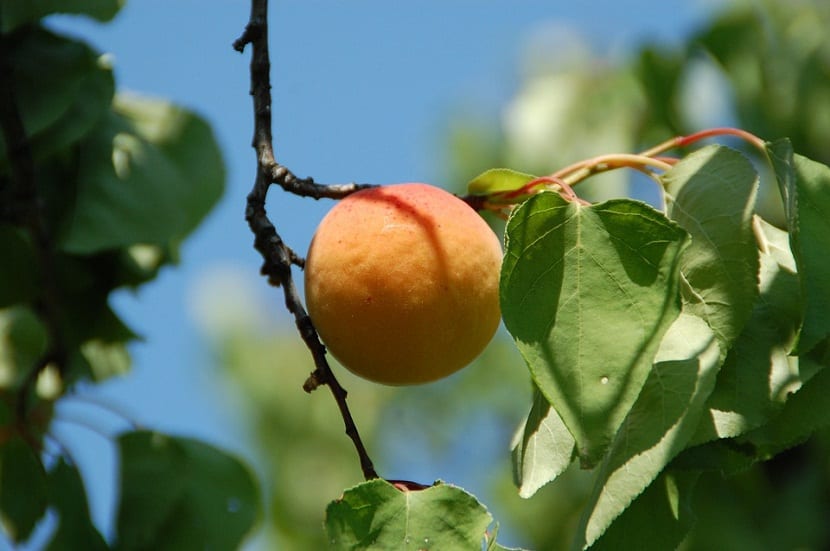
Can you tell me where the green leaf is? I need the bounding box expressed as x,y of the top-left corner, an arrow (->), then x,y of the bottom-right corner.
467,168 -> 537,195
0,0 -> 123,32
115,431 -> 260,551
661,145 -> 760,347
325,479 -> 493,550
573,313 -> 722,549
693,216 -> 803,442
739,358 -> 830,459
0,307 -> 47,391
501,193 -> 688,465
767,138 -> 830,354
0,227 -> 37,308
59,94 -> 225,254
511,387 -> 575,498
0,28 -> 114,170
0,436 -> 48,542
46,459 -> 107,551
587,470 -> 700,551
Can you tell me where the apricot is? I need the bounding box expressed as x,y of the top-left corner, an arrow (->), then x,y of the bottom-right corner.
304,183 -> 503,385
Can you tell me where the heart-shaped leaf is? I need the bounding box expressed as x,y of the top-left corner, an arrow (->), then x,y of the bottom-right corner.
501,193 -> 688,466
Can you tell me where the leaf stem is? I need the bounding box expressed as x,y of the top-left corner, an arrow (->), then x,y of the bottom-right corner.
235,0 -> 378,481
639,127 -> 766,158
554,153 -> 674,186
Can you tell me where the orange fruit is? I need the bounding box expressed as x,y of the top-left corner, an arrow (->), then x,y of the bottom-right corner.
304,183 -> 502,385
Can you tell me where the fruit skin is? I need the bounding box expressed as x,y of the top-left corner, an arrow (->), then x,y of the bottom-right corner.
304,183 -> 503,385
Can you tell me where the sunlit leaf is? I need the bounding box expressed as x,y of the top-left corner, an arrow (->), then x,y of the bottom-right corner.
467,168 -> 537,195
116,431 -> 260,551
326,479 -> 492,550
0,0 -> 123,32
511,387 -> 575,498
662,145 -> 760,347
59,94 -> 225,253
80,339 -> 130,381
573,313 -> 722,549
0,436 -> 47,542
693,216 -> 802,442
501,192 -> 688,465
46,459 -> 107,551
767,139 -> 830,354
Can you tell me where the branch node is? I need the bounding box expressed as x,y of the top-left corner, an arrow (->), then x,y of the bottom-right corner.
303,370 -> 323,393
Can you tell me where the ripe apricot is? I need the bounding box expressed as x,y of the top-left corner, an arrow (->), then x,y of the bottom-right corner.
304,183 -> 503,385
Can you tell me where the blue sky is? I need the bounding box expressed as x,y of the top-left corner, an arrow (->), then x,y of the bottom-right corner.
12,1 -> 714,548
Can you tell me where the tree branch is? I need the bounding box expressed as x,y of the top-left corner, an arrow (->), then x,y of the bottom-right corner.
0,32 -> 66,420
235,0 -> 378,481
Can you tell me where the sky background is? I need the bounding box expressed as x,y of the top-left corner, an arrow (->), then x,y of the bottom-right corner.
7,1 -> 717,549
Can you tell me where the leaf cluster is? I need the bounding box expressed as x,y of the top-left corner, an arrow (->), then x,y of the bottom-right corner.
0,2 -> 259,549
501,139 -> 830,549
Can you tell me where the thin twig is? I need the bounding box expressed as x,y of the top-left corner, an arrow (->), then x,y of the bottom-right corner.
0,33 -> 66,421
235,0 -> 378,481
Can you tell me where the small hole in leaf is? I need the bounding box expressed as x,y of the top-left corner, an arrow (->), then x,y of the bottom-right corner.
600,376 -> 609,385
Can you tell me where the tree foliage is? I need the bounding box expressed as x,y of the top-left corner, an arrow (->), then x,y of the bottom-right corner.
0,3 -> 260,549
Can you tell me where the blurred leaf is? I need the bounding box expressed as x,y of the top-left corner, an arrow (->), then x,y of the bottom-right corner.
588,470 -> 700,551
694,2 -> 830,164
115,431 -> 260,551
0,226 -> 37,308
634,47 -> 685,139
325,479 -> 492,550
767,139 -> 830,354
694,217 -> 802,442
0,436 -> 47,542
0,28 -> 114,170
501,69 -> 643,203
0,307 -> 47,391
573,313 -> 721,549
501,193 -> 688,466
682,448 -> 830,551
662,145 -> 760,347
46,458 -> 107,551
467,168 -> 537,195
511,387 -> 575,498
59,94 -> 225,254
0,0 -> 123,32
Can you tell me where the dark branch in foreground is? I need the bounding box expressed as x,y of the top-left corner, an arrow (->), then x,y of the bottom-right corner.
0,34 -> 66,421
235,0 -> 378,481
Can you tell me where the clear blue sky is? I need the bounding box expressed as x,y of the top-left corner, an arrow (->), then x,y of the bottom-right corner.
11,1 -> 712,548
